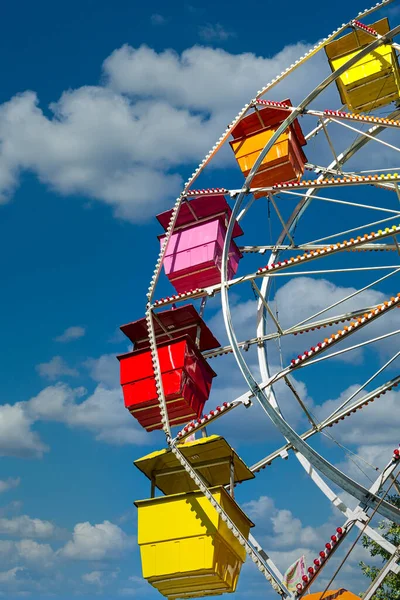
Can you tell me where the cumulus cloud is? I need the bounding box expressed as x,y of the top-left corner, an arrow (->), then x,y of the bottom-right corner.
84,353 -> 120,388
0,379 -> 149,458
210,277 -> 400,374
150,13 -> 166,26
0,477 -> 20,494
0,539 -> 54,568
0,567 -> 24,583
26,382 -> 149,446
317,385 -> 400,447
198,23 -> 235,42
0,403 -> 48,458
82,569 -> 119,587
15,539 -> 54,567
243,495 -> 320,551
82,570 -> 103,585
54,326 -> 85,342
104,43 -> 328,112
0,516 -> 55,539
36,356 -> 78,380
208,355 -> 312,443
60,520 -> 134,560
0,39 -> 331,221
240,494 -> 375,593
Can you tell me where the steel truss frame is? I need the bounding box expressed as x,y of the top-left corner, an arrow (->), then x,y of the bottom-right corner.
143,2 -> 400,597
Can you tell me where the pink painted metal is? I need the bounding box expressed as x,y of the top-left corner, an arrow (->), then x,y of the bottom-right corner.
157,195 -> 243,293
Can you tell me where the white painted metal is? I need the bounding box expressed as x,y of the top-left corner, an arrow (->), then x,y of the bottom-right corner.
143,3 -> 400,597
362,548 -> 400,600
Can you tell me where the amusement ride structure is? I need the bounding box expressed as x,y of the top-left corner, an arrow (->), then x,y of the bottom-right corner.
117,2 -> 400,598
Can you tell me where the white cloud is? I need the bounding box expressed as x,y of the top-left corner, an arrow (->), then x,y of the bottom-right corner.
317,385 -> 400,447
84,353 -> 120,388
0,40 -> 330,222
198,23 -> 235,42
36,356 -> 78,380
272,277 -> 400,364
0,539 -> 54,568
0,374 -> 149,458
150,13 -> 166,26
26,382 -> 85,421
54,326 -> 85,342
60,520 -> 134,560
0,516 -> 55,539
333,440 -> 397,489
15,539 -> 54,567
243,495 -> 320,551
0,567 -> 24,583
0,477 -> 20,494
82,569 -> 119,587
27,382 -> 149,446
0,88 -> 183,221
104,42 -> 328,113
210,278 -> 400,372
82,570 -> 103,585
0,403 -> 48,459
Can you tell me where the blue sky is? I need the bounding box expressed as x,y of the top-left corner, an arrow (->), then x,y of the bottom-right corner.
1,0 -> 400,598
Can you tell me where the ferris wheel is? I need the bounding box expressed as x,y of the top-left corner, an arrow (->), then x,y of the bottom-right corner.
117,2 -> 400,599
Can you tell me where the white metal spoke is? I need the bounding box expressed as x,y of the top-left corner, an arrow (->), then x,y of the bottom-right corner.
305,214 -> 400,246
284,267 -> 400,333
329,350 -> 400,419
259,265 -> 400,277
330,116 -> 400,155
152,265 -> 400,310
274,190 -> 400,215
251,376 -> 400,473
205,303 -> 385,358
267,193 -> 295,246
240,243 -> 398,252
140,6 -> 400,599
251,281 -> 283,334
297,329 -> 400,370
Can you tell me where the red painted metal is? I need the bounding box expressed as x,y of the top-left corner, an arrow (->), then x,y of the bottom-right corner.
231,99 -> 306,145
156,194 -> 244,238
230,99 -> 307,194
120,304 -> 220,352
118,336 -> 216,431
156,195 -> 243,293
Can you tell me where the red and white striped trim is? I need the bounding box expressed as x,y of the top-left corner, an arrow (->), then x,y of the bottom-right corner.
393,445 -> 400,461
176,402 -> 234,440
351,19 -> 378,36
327,381 -> 400,427
324,109 -> 400,129
255,99 -> 292,110
273,173 -> 400,190
257,224 -> 400,275
296,527 -> 345,595
294,313 -> 378,336
289,294 -> 400,368
186,188 -> 229,197
153,289 -> 204,307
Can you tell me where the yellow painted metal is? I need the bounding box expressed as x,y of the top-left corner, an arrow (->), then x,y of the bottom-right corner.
134,434 -> 254,495
230,129 -> 290,175
325,18 -> 400,111
135,486 -> 253,598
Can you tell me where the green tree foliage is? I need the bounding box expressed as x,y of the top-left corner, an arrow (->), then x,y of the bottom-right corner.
359,495 -> 400,599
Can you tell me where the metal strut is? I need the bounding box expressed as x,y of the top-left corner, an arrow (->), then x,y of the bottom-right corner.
143,2 -> 399,597
220,23 -> 400,526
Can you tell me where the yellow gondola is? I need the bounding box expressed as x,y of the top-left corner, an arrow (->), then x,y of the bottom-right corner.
325,18 -> 400,112
134,435 -> 255,598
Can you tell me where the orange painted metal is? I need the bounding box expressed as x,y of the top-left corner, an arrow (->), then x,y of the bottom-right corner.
306,590 -> 361,600
230,99 -> 307,194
